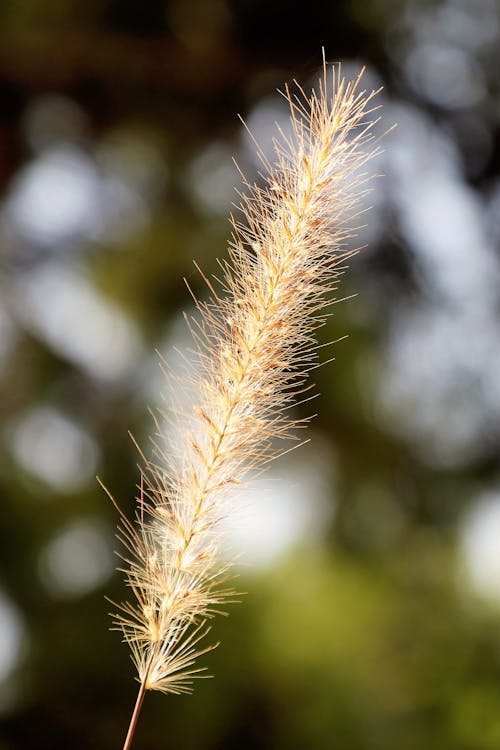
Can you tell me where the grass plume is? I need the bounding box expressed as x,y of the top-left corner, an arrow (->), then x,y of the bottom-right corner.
107,59 -> 383,748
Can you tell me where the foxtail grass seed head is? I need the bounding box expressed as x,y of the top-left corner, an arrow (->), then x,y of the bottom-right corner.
108,61 -> 383,697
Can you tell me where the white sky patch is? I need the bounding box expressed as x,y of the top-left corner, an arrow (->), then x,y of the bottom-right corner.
12,262 -> 142,381
38,518 -> 114,599
132,321 -> 197,478
404,43 -> 485,110
133,308 -> 205,464
438,0 -> 499,51
186,141 -> 237,216
400,0 -> 499,55
5,143 -> 151,250
6,146 -> 99,246
396,170 -> 497,305
221,440 -> 335,568
241,94 -> 293,169
460,492 -> 500,603
9,406 -> 99,493
376,103 -> 500,467
377,304 -> 500,469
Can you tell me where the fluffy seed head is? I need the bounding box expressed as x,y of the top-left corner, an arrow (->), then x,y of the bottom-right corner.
108,61 -> 383,694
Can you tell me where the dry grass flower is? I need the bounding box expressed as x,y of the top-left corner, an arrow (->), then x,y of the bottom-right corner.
105,58 -> 384,750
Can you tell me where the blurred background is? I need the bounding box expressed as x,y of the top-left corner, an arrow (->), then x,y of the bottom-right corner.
1,0 -> 500,748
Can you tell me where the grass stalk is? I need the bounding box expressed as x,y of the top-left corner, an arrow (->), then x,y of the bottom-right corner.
122,679 -> 147,750
105,55 -> 385,740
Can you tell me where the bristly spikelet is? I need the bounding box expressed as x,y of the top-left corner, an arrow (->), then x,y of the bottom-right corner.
109,62 -> 383,696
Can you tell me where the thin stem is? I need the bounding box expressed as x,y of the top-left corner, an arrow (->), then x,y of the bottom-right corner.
122,679 -> 147,750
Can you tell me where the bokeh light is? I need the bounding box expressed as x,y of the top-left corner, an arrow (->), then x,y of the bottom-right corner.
1,1 -> 500,748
